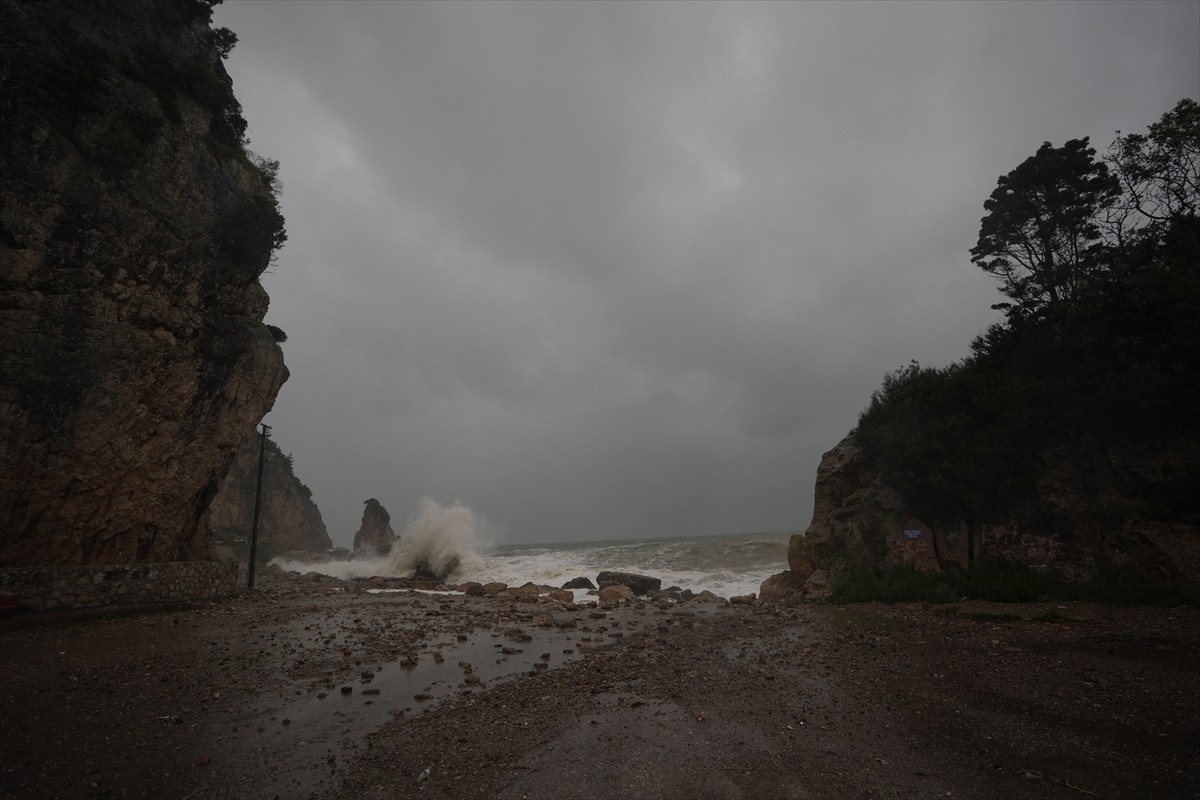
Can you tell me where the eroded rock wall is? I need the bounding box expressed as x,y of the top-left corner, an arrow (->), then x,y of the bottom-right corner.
786,432 -> 1200,596
209,434 -> 331,556
0,0 -> 288,565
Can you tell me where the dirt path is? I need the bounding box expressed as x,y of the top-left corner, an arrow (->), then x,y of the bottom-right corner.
2,580 -> 1197,800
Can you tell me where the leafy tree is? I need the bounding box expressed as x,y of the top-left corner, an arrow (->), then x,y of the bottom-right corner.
212,27 -> 238,60
970,138 -> 1120,318
1108,98 -> 1200,226
856,100 -> 1200,567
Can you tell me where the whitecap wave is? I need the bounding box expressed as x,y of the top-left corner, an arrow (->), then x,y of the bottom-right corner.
275,519 -> 790,599
387,498 -> 486,579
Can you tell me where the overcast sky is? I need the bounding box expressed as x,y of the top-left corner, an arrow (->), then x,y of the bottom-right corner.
213,0 -> 1199,548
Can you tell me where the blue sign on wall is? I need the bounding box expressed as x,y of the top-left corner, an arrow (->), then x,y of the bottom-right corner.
903,529 -> 923,539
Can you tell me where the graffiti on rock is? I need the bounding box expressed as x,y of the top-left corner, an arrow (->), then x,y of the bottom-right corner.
980,526 -> 1061,562
892,536 -> 926,566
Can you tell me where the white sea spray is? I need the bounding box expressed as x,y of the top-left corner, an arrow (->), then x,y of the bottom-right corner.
276,507 -> 793,598
386,498 -> 486,579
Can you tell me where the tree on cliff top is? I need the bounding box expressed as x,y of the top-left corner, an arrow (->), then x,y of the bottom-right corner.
1108,97 -> 1200,227
858,99 -> 1200,531
970,138 -> 1120,319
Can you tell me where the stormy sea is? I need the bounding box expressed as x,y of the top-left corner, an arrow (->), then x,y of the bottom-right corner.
275,499 -> 795,599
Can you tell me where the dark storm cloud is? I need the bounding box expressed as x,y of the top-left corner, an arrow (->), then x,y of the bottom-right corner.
214,1 -> 1200,545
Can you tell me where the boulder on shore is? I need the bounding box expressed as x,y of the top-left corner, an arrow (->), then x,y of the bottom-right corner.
758,570 -> 805,605
598,584 -> 634,607
596,571 -> 661,595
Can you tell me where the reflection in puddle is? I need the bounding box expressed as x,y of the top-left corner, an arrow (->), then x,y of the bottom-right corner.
234,621 -> 589,796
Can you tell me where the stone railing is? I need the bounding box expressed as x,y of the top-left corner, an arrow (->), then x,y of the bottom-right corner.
0,560 -> 240,613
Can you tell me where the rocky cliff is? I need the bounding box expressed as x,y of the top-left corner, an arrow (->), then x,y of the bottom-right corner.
782,432 -> 1200,600
209,433 -> 331,557
353,499 -> 396,559
0,0 -> 288,565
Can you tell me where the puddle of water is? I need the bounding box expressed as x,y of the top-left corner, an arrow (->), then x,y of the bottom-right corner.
226,619 -> 595,797
203,599 -> 716,798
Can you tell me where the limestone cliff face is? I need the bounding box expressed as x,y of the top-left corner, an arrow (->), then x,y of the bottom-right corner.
787,432 -> 1200,596
209,434 -> 331,556
353,499 -> 396,559
0,1 -> 288,565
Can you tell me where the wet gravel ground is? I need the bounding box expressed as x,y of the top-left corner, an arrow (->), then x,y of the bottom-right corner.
2,575 -> 1197,800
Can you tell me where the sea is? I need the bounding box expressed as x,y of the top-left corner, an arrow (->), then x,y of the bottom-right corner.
274,499 -> 796,599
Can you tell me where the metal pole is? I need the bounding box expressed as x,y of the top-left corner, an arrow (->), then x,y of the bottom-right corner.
246,423 -> 271,589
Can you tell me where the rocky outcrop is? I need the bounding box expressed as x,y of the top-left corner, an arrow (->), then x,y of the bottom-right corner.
0,1 -> 288,565
785,432 -> 1200,595
353,499 -> 396,559
209,433 -> 331,556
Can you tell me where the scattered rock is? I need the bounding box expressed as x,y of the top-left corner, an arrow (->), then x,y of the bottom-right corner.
504,585 -> 539,600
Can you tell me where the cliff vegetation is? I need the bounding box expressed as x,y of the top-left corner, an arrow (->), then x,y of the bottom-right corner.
786,100 -> 1200,604
0,0 -> 289,564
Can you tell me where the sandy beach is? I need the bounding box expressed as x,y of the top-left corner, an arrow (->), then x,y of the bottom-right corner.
2,570 -> 1197,800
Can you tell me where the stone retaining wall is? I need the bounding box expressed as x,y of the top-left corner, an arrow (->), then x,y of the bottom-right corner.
0,561 -> 240,612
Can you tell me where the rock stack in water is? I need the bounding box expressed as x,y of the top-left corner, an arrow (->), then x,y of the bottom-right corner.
0,0 -> 288,565
353,499 -> 397,559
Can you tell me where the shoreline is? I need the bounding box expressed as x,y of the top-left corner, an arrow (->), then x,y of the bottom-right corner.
268,529 -> 792,602
2,571 -> 1197,799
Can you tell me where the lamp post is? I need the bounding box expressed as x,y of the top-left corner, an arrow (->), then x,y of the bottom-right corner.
246,422 -> 271,589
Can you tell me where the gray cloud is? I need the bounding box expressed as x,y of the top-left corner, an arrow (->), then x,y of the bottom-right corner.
214,0 -> 1199,545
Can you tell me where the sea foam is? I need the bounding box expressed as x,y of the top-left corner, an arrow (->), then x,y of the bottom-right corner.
386,498 -> 486,579
276,505 -> 791,599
